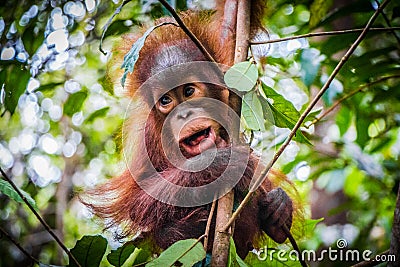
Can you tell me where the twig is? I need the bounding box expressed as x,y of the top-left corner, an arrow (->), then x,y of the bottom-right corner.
309,75 -> 400,127
203,199 -> 217,252
0,167 -> 81,267
0,226 -> 40,265
250,27 -> 400,45
99,0 -> 132,55
374,0 -> 400,46
351,250 -> 390,267
158,0 -> 216,63
223,0 -> 392,233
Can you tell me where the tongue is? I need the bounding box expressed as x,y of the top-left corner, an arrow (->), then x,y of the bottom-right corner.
189,132 -> 208,146
182,128 -> 217,157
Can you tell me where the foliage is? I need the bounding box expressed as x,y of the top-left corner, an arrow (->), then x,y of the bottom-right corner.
69,235 -> 107,267
121,21 -> 178,87
146,239 -> 206,267
0,179 -> 38,210
224,61 -> 258,92
0,0 -> 399,266
107,241 -> 136,267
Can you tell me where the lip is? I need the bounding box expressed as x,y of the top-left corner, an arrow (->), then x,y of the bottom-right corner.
179,126 -> 217,157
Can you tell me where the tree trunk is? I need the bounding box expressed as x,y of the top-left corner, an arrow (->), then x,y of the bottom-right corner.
388,184 -> 400,267
211,0 -> 251,266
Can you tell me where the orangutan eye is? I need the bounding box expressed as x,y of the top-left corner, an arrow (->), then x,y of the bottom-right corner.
159,95 -> 172,106
184,86 -> 195,98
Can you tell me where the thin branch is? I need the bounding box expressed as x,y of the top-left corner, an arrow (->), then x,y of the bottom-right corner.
0,167 -> 81,267
250,27 -> 400,45
99,0 -> 132,55
0,226 -> 40,265
158,0 -> 216,63
223,0 -> 392,233
309,75 -> 400,127
351,250 -> 390,267
374,0 -> 400,46
203,199 -> 217,252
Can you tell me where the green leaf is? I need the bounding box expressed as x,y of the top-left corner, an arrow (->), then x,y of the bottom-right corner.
176,0 -> 188,11
355,111 -> 369,147
68,235 -> 107,267
99,75 -> 114,95
265,57 -> 290,69
133,248 -> 152,266
64,91 -> 88,117
1,65 -> 30,115
228,238 -> 248,267
121,22 -> 175,87
103,20 -> 132,38
242,91 -> 265,131
85,107 -> 110,123
369,136 -> 392,154
228,238 -> 235,267
35,82 -> 63,93
344,167 -> 364,197
236,255 -> 248,267
303,218 -> 324,238
146,239 -> 205,267
258,85 -> 311,145
0,179 -> 38,211
22,24 -> 44,56
224,62 -> 258,92
107,241 -> 135,267
243,252 -> 266,267
132,238 -> 153,265
266,99 -> 310,145
262,83 -> 300,129
261,82 -> 300,125
335,106 -> 352,136
244,246 -> 305,266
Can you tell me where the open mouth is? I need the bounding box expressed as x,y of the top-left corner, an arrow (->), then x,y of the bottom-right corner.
180,126 -> 217,157
184,127 -> 211,146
